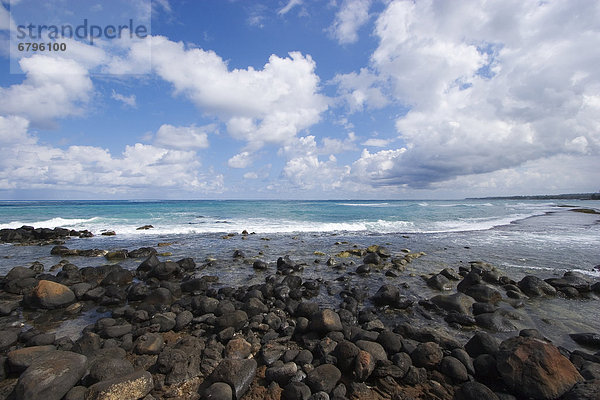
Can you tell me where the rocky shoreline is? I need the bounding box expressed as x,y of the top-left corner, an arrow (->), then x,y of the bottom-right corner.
0,226 -> 600,400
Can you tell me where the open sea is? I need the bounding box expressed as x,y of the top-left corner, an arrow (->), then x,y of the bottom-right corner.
1,199 -> 599,347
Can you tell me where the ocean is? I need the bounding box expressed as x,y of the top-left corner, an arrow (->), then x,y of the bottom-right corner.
1,199 -> 599,346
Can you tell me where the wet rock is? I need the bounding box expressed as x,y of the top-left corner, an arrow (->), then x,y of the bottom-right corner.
465,332 -> 501,358
430,292 -> 475,315
15,350 -> 87,400
427,274 -> 452,291
127,247 -> 156,258
363,252 -> 381,265
24,279 -> 75,309
309,309 -> 343,332
465,284 -> 502,304
496,336 -> 583,400
439,356 -> 469,382
570,332 -> 600,348
137,254 -> 160,272
475,310 -> 518,332
440,267 -> 462,280
105,249 -> 128,260
7,345 -> 56,372
253,260 -> 268,270
6,266 -> 37,281
518,275 -> 557,297
85,370 -> 153,400
411,342 -> 443,369
306,364 -> 341,393
206,358 -> 257,400
455,381 -> 499,400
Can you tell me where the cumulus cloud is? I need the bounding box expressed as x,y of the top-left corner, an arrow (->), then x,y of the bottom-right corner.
228,151 -> 253,169
330,0 -> 371,44
0,115 -> 223,194
0,55 -> 93,126
348,0 -> 600,189
137,36 -> 328,149
332,67 -> 388,112
154,123 -> 212,150
280,135 -> 351,190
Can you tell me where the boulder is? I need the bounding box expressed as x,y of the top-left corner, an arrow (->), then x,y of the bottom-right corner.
455,382 -> 499,400
430,292 -> 475,315
7,345 -> 56,372
569,332 -> 600,348
496,336 -> 583,400
411,342 -> 443,369
15,350 -> 87,400
518,275 -> 557,297
309,309 -> 343,332
206,358 -> 257,400
85,370 -> 153,400
465,332 -> 501,358
25,280 -> 75,309
306,364 -> 341,393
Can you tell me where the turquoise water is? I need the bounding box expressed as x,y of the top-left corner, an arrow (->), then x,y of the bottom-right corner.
1,199 -> 592,235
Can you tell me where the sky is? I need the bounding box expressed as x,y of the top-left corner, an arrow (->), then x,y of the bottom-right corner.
0,0 -> 598,200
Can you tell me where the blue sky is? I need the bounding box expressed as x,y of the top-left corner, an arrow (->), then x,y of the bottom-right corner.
0,0 -> 598,199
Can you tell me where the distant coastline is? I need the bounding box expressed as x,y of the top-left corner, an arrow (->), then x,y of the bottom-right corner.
467,193 -> 600,200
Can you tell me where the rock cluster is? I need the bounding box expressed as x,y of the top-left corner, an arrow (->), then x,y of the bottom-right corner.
0,244 -> 599,400
0,226 -> 93,245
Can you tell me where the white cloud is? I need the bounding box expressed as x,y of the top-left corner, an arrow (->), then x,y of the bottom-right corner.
361,138 -> 390,147
137,36 -> 328,149
243,172 -> 258,179
0,55 -> 93,125
0,116 -> 223,194
111,90 -> 137,108
330,0 -> 371,44
346,0 -> 600,189
279,135 -> 351,190
154,124 -> 212,150
228,151 -> 253,169
279,0 -> 303,16
333,67 -> 388,112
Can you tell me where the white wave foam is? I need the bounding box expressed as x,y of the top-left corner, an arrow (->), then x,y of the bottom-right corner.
71,212 -> 536,237
0,217 -> 99,230
336,203 -> 391,207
